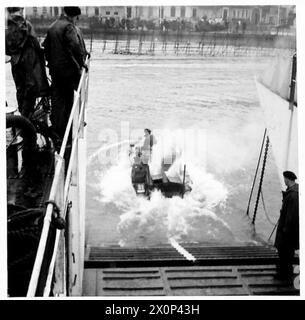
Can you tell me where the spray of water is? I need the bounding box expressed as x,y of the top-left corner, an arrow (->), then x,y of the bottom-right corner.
96,130 -> 236,247
87,140 -> 131,166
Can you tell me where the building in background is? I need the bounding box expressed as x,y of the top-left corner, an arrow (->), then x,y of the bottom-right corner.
25,6 -> 62,18
24,5 -> 295,28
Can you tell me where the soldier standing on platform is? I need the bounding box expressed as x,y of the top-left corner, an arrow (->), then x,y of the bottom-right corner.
274,171 -> 299,281
6,7 -> 49,118
43,6 -> 89,147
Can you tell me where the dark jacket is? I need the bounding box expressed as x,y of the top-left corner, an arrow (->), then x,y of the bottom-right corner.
275,183 -> 299,250
75,25 -> 89,62
5,15 -> 33,61
43,16 -> 85,80
6,15 -> 49,99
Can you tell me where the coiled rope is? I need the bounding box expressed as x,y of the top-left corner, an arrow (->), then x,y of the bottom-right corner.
8,250 -> 37,268
8,208 -> 43,223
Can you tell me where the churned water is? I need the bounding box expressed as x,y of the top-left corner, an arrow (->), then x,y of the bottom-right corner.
5,40 -> 283,249
85,41 -> 282,248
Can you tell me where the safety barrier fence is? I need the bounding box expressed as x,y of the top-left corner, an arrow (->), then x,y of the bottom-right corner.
26,58 -> 89,297
87,35 -> 295,58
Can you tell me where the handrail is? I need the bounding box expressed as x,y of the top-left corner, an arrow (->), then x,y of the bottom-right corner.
27,57 -> 89,297
43,94 -> 87,296
59,58 -> 88,159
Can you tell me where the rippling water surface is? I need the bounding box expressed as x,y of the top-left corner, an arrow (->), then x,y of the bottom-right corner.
84,45 -> 282,248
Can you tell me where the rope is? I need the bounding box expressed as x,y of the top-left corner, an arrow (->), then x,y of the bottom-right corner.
252,136 -> 269,225
246,128 -> 267,216
268,220 -> 279,242
260,189 -> 277,226
8,208 -> 43,222
8,226 -> 41,238
8,250 -> 37,268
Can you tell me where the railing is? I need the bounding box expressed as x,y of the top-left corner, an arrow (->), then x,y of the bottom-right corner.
90,38 -> 295,58
26,57 -> 89,297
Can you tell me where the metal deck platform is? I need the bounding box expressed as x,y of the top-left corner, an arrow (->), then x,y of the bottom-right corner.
83,244 -> 299,296
85,244 -> 284,268
83,265 -> 299,296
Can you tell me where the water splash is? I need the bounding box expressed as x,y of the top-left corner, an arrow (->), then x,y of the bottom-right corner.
96,132 -> 233,247
87,140 -> 131,166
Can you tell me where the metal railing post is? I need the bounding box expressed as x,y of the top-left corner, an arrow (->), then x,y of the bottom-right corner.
27,58 -> 89,297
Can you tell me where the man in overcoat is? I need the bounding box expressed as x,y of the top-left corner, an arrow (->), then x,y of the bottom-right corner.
274,171 -> 299,280
43,6 -> 88,146
6,7 -> 49,117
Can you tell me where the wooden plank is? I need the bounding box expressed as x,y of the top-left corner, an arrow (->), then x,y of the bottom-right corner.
96,269 -> 106,296
103,275 -> 161,280
159,268 -> 172,296
82,269 -> 97,296
168,278 -> 241,288
85,259 -> 194,269
171,287 -> 247,296
165,266 -> 233,272
167,275 -> 238,280
102,269 -> 159,274
83,244 -> 299,296
250,285 -> 299,295
102,289 -> 165,296
241,272 -> 276,277
101,278 -> 164,289
238,265 -> 277,271
231,266 -> 252,295
82,265 -> 299,296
